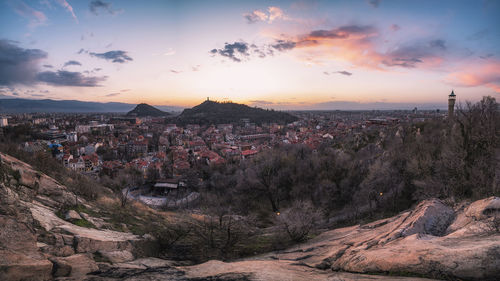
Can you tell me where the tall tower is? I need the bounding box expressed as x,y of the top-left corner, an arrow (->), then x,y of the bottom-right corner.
448,90 -> 456,118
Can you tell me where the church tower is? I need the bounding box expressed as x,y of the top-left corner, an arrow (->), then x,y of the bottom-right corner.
448,90 -> 456,118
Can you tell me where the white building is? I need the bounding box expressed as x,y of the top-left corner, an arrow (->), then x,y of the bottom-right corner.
66,132 -> 78,142
0,117 -> 8,127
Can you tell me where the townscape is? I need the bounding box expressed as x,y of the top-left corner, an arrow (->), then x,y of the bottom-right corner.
1,1 -> 499,280
1,98 -> 444,208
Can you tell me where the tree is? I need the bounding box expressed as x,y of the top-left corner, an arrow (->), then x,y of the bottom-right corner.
277,200 -> 322,242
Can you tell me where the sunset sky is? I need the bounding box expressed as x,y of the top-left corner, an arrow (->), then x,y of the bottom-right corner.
0,0 -> 499,110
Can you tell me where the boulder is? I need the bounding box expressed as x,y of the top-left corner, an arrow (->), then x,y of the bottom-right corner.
464,196 -> 500,220
65,209 -> 82,220
399,199 -> 454,237
49,257 -> 72,277
50,254 -> 98,278
97,250 -> 135,263
73,234 -> 135,253
447,196 -> 500,237
0,216 -> 53,281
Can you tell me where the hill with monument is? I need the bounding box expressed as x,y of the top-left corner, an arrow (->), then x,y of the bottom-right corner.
176,98 -> 298,125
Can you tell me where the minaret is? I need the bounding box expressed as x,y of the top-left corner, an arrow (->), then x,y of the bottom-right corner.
448,90 -> 456,118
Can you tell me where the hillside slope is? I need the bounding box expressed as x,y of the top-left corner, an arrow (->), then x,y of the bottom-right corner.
1,153 -> 499,280
126,103 -> 170,117
177,100 -> 298,125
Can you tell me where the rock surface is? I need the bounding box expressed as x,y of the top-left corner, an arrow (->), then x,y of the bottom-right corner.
1,152 -> 499,280
0,153 -> 143,281
98,250 -> 135,263
0,216 -> 53,281
50,254 -> 99,278
66,209 -> 82,220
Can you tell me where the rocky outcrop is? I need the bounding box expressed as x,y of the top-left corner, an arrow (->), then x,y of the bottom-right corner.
87,258 -> 433,281
0,153 -> 147,280
1,153 -> 499,280
1,153 -> 80,208
86,198 -> 499,281
0,216 -> 53,281
249,197 -> 500,281
50,254 -> 99,278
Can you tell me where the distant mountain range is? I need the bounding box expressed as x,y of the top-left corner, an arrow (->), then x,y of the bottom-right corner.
126,103 -> 170,117
177,100 -> 298,125
0,98 -> 183,113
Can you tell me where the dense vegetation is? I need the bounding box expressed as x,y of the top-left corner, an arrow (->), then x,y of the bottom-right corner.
197,97 -> 498,224
177,100 -> 298,125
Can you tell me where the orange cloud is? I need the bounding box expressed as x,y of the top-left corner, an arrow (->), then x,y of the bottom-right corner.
286,25 -> 446,71
446,61 -> 500,93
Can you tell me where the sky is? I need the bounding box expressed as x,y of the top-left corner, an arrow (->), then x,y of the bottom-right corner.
0,0 -> 499,110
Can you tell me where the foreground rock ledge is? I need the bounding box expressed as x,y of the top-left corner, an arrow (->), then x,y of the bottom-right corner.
1,153 -> 499,280
87,197 -> 500,281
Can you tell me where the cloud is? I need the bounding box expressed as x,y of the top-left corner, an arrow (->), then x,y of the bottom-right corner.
43,64 -> 53,68
467,29 -> 489,41
210,42 -> 249,62
446,61 -> 500,93
55,0 -> 78,23
367,0 -> 381,8
191,65 -> 201,71
37,70 -> 107,87
63,60 -> 82,67
12,1 -> 47,28
89,50 -> 133,63
382,40 -> 446,68
480,54 -> 494,59
170,69 -> 182,74
105,92 -> 120,97
120,89 -> 130,92
429,39 -> 446,50
249,100 -> 275,106
302,25 -> 377,41
286,24 -> 385,68
337,71 -> 352,76
243,6 -> 287,24
89,0 -> 120,15
0,39 -> 47,86
271,40 -> 296,51
77,48 -> 88,54
277,24 -> 449,70
324,71 -> 353,76
243,10 -> 268,24
390,24 -> 401,32
80,32 -> 94,41
211,40 -> 296,62
268,6 -> 287,23
163,48 -> 175,56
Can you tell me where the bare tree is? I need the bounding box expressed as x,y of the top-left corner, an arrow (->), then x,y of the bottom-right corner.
277,200 -> 322,242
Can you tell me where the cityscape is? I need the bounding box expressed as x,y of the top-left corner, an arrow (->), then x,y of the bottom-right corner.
1,98 -> 446,207
0,1 -> 498,281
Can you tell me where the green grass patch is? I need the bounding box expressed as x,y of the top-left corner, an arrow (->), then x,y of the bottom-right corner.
73,218 -> 96,228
